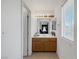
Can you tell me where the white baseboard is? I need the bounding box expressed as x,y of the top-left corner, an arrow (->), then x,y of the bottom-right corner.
28,50 -> 32,56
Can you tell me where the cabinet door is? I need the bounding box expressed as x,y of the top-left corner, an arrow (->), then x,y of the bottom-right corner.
1,0 -> 8,58
32,38 -> 57,52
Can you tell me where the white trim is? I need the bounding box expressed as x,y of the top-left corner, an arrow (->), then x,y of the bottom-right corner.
21,0 -> 23,59
21,2 -> 32,58
61,0 -> 74,41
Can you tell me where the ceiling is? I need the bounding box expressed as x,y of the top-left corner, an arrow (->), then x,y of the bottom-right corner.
23,0 -> 66,10
23,0 -> 66,17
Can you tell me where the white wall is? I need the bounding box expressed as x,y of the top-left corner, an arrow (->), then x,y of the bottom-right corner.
1,0 -> 22,59
31,17 -> 37,37
56,0 -> 77,59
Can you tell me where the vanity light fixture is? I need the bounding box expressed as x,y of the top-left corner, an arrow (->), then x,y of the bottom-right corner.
35,15 -> 54,18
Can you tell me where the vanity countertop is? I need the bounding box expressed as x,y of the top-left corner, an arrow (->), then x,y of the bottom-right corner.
32,36 -> 57,38
32,34 -> 57,38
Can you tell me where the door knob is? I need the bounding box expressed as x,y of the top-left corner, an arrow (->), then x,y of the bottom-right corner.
2,32 -> 4,35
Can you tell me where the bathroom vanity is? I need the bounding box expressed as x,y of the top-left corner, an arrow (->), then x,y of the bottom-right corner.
32,36 -> 57,52
32,18 -> 57,52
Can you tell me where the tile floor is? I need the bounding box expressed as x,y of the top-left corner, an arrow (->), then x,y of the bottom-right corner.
23,52 -> 59,59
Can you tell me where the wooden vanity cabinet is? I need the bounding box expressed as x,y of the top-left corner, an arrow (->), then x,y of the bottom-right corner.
32,37 -> 57,52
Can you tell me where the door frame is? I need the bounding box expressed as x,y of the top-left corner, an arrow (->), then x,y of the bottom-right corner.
21,1 -> 32,59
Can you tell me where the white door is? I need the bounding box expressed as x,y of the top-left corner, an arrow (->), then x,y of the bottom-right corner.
1,0 -> 8,59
